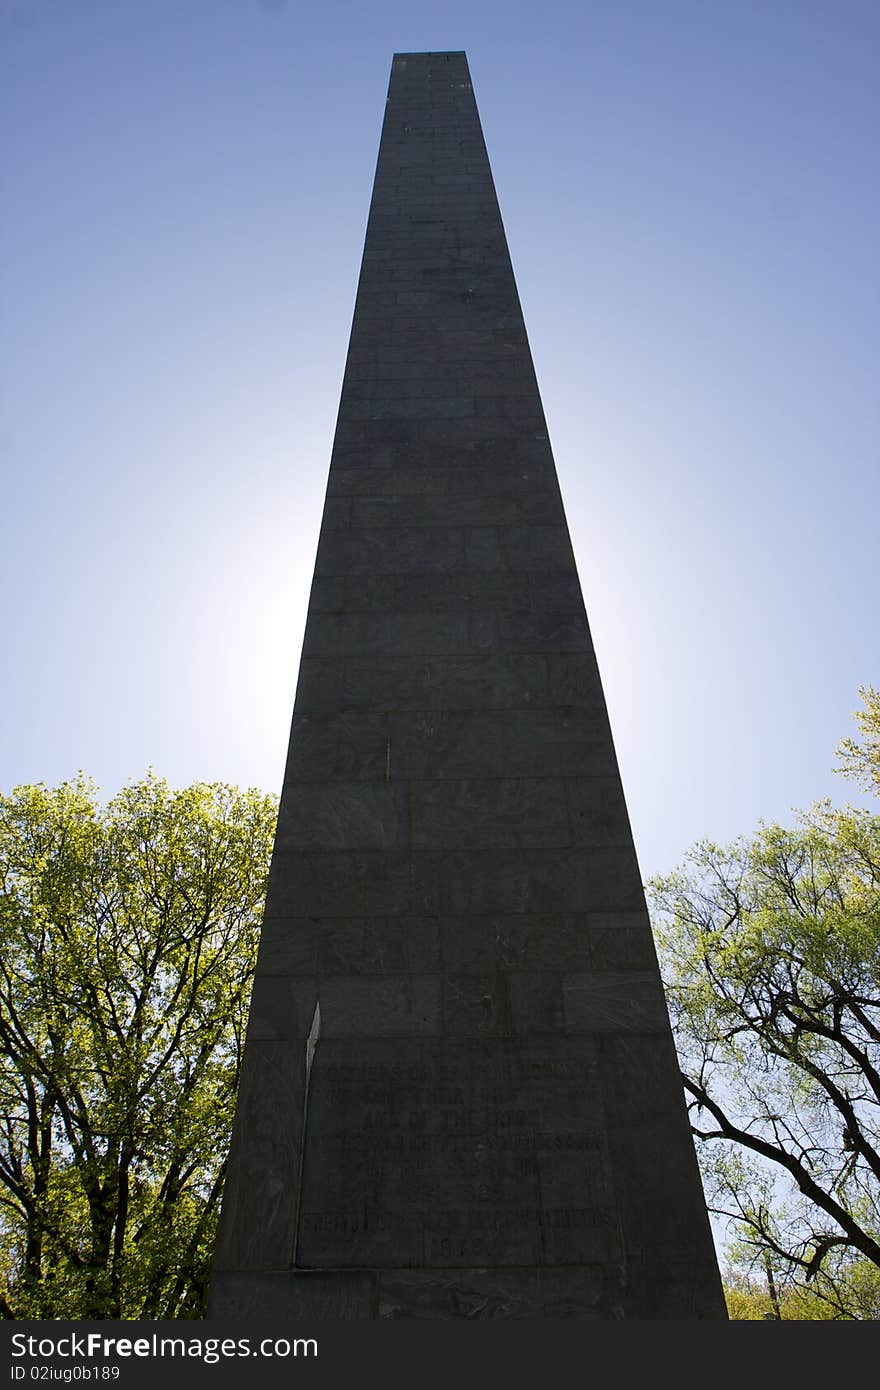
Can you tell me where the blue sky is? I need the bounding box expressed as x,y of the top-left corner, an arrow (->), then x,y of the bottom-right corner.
3,0 -> 878,884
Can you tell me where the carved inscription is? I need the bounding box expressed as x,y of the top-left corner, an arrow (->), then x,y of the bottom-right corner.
296,1040 -> 618,1268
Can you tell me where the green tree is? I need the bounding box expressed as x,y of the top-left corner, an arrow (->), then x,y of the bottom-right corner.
721,1262 -> 874,1319
0,773 -> 277,1319
648,688 -> 880,1319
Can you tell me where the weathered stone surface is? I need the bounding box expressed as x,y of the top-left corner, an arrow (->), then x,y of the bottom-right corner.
436,846 -> 645,915
410,778 -> 571,849
267,849 -> 440,917
508,972 -> 565,1033
378,1267 -> 606,1319
349,491 -> 564,528
302,609 -> 496,657
317,917 -> 442,975
562,971 -> 672,1033
211,1041 -> 305,1273
338,652 -> 550,712
209,1270 -> 376,1319
275,781 -> 408,850
294,1037 -> 621,1273
317,975 -> 443,1037
255,916 -> 320,975
389,710 -> 504,778
283,711 -> 389,781
245,975 -> 319,1041
209,50 -> 726,1321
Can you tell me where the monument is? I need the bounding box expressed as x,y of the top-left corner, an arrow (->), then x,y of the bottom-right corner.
208,51 -> 727,1319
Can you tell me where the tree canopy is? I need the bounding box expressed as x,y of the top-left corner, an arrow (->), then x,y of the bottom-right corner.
0,773 -> 277,1319
649,688 -> 880,1319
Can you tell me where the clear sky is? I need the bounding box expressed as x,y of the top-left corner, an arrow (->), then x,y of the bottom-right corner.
3,0 -> 878,885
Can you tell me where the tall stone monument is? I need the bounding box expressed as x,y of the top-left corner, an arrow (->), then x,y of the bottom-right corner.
209,51 -> 726,1319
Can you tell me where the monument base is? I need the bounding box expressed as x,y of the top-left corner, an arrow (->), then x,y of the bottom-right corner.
209,1261 -> 723,1320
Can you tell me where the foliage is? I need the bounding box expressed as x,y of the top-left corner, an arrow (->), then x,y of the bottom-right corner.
724,1260 -> 880,1320
725,1267 -> 839,1320
0,773 -> 277,1319
649,689 -> 880,1319
836,685 -> 880,795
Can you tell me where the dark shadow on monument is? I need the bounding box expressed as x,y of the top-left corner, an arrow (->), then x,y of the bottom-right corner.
207,50 -> 728,1320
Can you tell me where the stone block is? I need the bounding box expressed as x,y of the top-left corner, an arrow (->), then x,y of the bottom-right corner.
267,849 -> 440,917
274,781 -> 408,850
547,651 -> 609,708
291,657 -> 342,714
437,847 -> 645,915
318,974 -> 442,1036
340,652 -> 548,711
318,917 -> 442,975
562,972 -> 672,1034
302,609 -> 495,657
307,575 -> 345,611
316,524 -> 467,575
410,778 -> 570,849
494,915 -> 593,971
389,710 -> 504,779
256,917 -> 320,975
587,913 -> 662,970
211,1040 -> 305,1272
208,1271 -> 376,1319
596,1031 -> 690,1126
526,571 -> 587,612
604,1119 -> 716,1252
498,610 -> 593,652
509,972 -> 564,1033
442,973 -> 509,1036
567,777 -> 634,845
381,571 -> 533,612
284,711 -> 389,781
246,975 -> 318,1041
498,708 -> 618,778
377,1267 -> 605,1319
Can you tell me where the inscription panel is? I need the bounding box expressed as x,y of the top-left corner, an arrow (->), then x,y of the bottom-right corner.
296,1038 -> 620,1270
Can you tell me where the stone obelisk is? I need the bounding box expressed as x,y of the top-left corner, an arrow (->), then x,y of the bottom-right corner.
209,51 -> 726,1319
